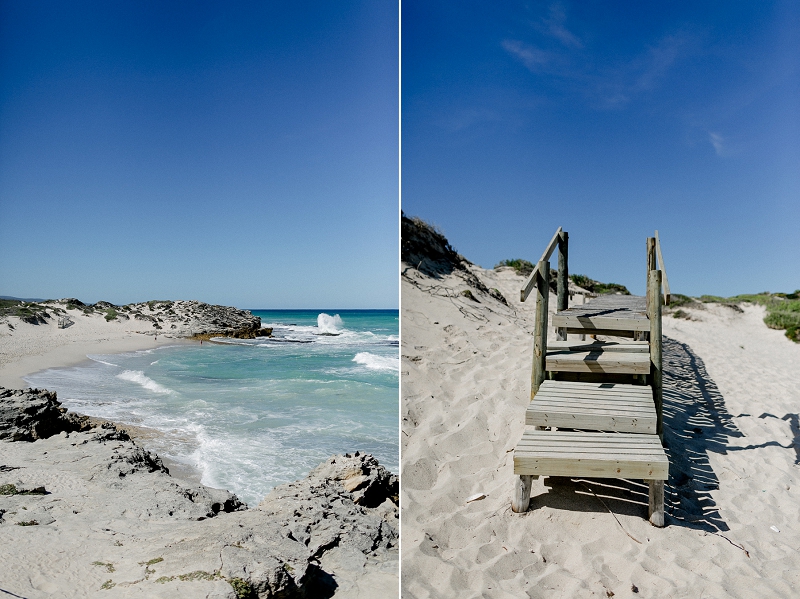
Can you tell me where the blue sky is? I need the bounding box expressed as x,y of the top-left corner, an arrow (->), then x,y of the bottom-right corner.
402,1 -> 799,296
0,1 -> 398,309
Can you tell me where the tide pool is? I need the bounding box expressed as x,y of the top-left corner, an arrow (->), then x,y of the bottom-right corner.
25,309 -> 398,505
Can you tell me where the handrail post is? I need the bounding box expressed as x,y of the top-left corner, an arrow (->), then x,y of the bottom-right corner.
556,232 -> 568,340
646,237 -> 656,307
648,269 -> 663,440
531,261 -> 550,400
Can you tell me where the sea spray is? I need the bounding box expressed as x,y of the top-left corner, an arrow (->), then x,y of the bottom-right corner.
317,313 -> 343,334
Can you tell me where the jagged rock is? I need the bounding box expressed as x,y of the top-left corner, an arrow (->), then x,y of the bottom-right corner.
0,387 -> 93,441
0,391 -> 398,597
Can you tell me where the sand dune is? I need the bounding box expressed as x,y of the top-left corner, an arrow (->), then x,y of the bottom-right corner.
401,262 -> 800,598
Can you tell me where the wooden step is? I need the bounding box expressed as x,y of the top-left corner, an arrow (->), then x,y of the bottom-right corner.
546,347 -> 651,374
528,380 -> 656,433
514,428 -> 668,479
547,340 -> 649,353
552,295 -> 649,332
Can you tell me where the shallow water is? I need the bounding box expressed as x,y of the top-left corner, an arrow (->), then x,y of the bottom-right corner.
25,309 -> 398,505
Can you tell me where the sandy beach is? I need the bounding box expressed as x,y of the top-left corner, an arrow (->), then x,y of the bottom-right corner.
0,319 -> 181,389
401,249 -> 800,598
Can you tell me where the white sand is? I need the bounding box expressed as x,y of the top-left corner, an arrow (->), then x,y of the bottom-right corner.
401,263 -> 800,598
0,311 -> 185,389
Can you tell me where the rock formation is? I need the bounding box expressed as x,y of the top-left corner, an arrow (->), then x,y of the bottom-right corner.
0,388 -> 398,598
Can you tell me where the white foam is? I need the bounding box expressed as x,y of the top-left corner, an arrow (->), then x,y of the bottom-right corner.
317,313 -> 343,334
150,360 -> 159,365
87,356 -> 118,367
352,352 -> 398,372
117,370 -> 173,394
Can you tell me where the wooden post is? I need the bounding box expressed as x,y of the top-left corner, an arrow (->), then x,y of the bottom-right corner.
512,474 -> 535,513
556,232 -> 568,341
531,261 -> 550,399
647,479 -> 665,527
646,237 -> 655,306
648,269 -> 663,439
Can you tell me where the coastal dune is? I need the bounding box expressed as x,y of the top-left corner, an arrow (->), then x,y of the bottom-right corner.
400,219 -> 800,598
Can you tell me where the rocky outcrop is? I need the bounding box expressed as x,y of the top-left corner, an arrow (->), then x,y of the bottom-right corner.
123,300 -> 262,339
0,387 -> 93,441
0,388 -> 398,598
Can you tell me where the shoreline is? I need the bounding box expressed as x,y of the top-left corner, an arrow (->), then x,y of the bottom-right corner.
5,335 -> 190,389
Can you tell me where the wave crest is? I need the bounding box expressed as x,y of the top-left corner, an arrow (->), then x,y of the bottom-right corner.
352,352 -> 398,372
117,370 -> 173,394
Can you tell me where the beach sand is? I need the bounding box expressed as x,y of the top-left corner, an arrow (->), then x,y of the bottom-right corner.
0,310 -> 184,389
401,262 -> 800,598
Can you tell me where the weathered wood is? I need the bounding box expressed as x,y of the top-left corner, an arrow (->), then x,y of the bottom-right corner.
531,261 -> 550,399
551,314 -> 650,332
648,270 -> 663,439
520,227 -> 562,302
566,327 -> 635,339
646,237 -> 655,307
547,340 -> 650,353
655,230 -> 671,305
546,349 -> 651,374
648,479 -> 665,527
556,231 -> 569,340
514,430 -> 669,479
512,474 -> 534,513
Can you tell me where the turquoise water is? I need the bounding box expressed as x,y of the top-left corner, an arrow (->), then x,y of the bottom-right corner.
25,310 -> 398,505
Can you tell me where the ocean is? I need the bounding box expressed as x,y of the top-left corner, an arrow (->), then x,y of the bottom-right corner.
24,309 -> 398,506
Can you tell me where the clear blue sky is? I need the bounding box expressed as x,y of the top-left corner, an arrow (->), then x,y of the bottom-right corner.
0,1 -> 398,309
402,1 -> 799,297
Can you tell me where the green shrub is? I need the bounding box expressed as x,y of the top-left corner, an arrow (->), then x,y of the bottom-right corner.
495,259 -> 534,277
105,308 -> 118,321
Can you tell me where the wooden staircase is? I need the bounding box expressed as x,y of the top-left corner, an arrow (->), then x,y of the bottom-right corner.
511,229 -> 670,526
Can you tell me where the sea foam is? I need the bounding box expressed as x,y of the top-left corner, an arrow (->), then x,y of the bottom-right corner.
353,352 -> 398,372
117,370 -> 172,394
317,313 -> 343,334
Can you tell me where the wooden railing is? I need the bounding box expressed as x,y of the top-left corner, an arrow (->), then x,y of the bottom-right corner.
647,231 -> 670,305
520,227 -> 569,399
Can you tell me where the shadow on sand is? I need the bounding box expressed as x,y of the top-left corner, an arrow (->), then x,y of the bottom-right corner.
527,335 -> 787,533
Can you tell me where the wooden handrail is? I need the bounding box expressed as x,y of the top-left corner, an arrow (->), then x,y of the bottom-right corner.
654,230 -> 670,305
520,227 -> 562,302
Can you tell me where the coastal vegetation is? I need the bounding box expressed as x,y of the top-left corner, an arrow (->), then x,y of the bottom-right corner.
668,291 -> 800,342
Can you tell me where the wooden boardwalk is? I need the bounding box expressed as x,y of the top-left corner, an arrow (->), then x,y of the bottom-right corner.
511,229 -> 670,526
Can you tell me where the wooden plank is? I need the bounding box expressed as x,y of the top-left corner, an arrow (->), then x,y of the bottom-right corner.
516,430 -> 661,442
551,315 -> 650,332
655,230 -> 670,305
538,380 -> 652,395
547,340 -> 649,353
514,456 -> 668,479
566,328 -> 635,338
520,227 -> 562,302
526,414 -> 656,434
546,351 -> 651,374
516,436 -> 662,448
530,401 -> 653,415
538,385 -> 652,398
533,400 -> 652,411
